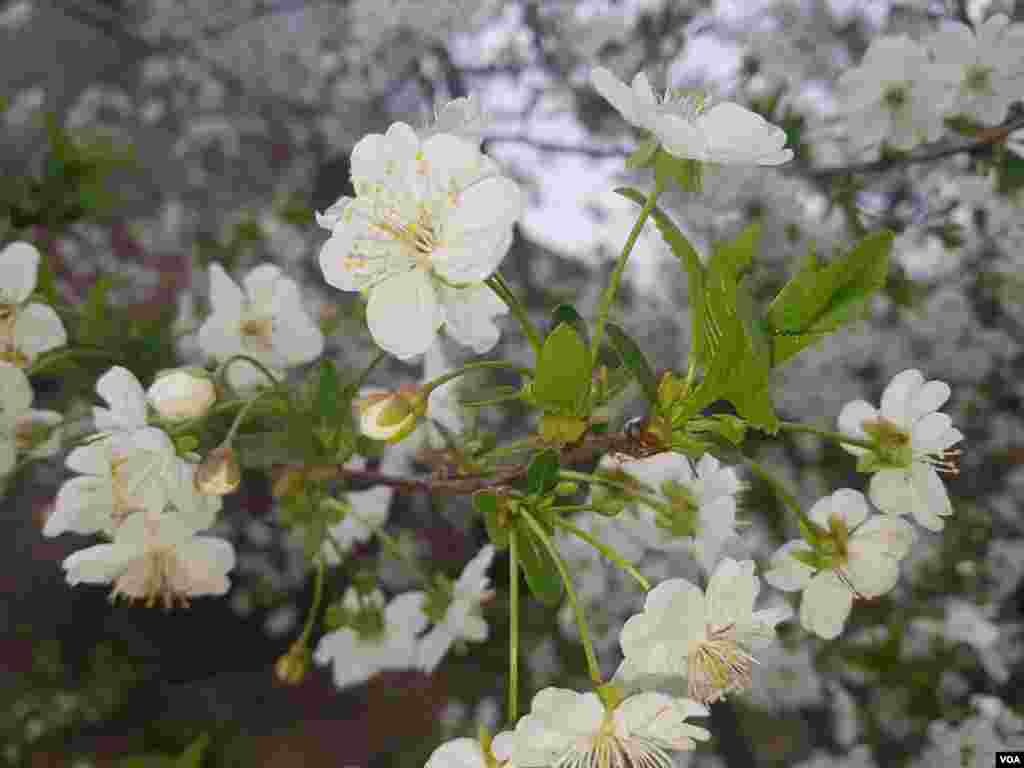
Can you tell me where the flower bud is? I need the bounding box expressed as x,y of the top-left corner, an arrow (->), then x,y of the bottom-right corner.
274,640 -> 310,686
148,368 -> 217,422
357,386 -> 427,443
194,444 -> 241,496
554,481 -> 579,497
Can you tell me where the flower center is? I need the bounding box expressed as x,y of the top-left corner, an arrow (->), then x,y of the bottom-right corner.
239,314 -> 275,353
965,65 -> 993,94
687,623 -> 757,704
883,85 -> 909,111
558,712 -> 674,768
112,548 -> 190,610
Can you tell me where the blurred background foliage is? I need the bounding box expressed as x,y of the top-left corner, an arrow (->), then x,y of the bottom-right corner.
2,0 -> 1024,766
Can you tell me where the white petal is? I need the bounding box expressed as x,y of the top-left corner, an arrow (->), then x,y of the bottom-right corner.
909,463 -> 953,530
47,475 -> 115,537
837,399 -> 877,456
800,571 -> 854,640
844,546 -> 901,598
197,313 -> 244,363
12,303 -> 66,360
65,440 -> 110,476
95,367 -> 148,431
365,269 -> 442,360
868,469 -> 915,517
617,692 -> 711,748
241,263 -> 283,310
173,536 -> 235,596
431,177 -> 520,284
764,540 -> 816,592
425,738 -> 487,768
592,67 -> 643,126
384,591 -> 429,636
705,558 -> 758,629
208,263 -> 244,318
739,604 -> 794,650
909,379 -> 951,421
416,625 -> 454,674
0,241 -> 40,303
456,544 -> 496,593
697,102 -> 793,165
819,488 -> 870,531
655,114 -> 709,160
911,412 -> 954,452
0,361 -> 33,420
850,515 -> 916,560
880,369 -> 925,429
62,543 -> 129,585
270,304 -> 324,367
439,283 -> 506,354
0,438 -> 15,476
625,452 -> 693,493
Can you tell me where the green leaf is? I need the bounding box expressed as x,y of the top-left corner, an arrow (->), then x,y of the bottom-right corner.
605,323 -> 659,407
234,432 -> 298,468
176,735 -> 210,768
532,322 -> 591,417
474,491 -> 509,550
653,148 -> 703,193
766,230 -> 893,366
673,223 -> 779,433
526,449 -> 560,496
78,276 -> 115,345
549,303 -> 590,347
515,516 -> 564,606
615,188 -> 706,366
316,360 -> 341,424
625,137 -> 660,170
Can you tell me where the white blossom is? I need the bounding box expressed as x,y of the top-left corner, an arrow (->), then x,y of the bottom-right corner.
837,36 -> 947,152
0,241 -> 67,368
507,687 -> 710,768
838,369 -> 963,531
926,14 -> 1024,125
0,361 -> 62,475
415,544 -> 496,673
617,558 -> 791,704
62,508 -> 235,608
147,368 -> 217,421
425,734 -> 515,768
92,366 -> 151,435
317,122 -> 521,359
764,489 -> 916,640
614,452 -> 743,572
320,469 -> 393,564
46,428 -> 178,538
591,67 -> 793,166
314,588 -> 426,689
198,263 -> 324,391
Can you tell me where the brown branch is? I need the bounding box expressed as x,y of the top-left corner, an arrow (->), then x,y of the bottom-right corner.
805,112 -> 1024,179
294,430 -> 654,496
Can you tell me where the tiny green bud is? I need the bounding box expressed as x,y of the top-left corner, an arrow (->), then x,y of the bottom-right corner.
554,481 -> 579,497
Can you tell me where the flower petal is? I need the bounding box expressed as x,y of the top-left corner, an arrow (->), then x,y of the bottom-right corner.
837,399 -> 877,456
800,571 -> 853,640
0,361 -> 33,422
880,369 -> 925,429
208,263 -> 244,319
592,67 -> 643,127
0,241 -> 40,303
705,558 -> 759,629
439,282 -> 507,354
94,366 -> 148,432
764,540 -> 816,592
12,303 -> 66,360
365,269 -> 442,360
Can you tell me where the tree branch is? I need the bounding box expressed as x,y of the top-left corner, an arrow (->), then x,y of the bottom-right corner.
296,429 -> 656,495
805,112 -> 1024,179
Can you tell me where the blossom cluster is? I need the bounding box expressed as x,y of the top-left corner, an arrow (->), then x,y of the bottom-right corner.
837,15 -> 1024,155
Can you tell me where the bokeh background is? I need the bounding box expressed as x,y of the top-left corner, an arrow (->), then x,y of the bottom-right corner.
2,0 -> 1024,766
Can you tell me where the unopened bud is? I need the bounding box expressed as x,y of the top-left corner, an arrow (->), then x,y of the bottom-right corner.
274,641 -> 310,686
357,386 -> 427,443
272,467 -> 306,498
194,444 -> 241,495
554,481 -> 578,497
148,368 -> 217,421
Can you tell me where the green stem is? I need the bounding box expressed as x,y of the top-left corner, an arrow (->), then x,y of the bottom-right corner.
547,504 -> 599,514
557,469 -> 664,510
509,526 -> 520,724
745,457 -> 810,526
424,359 -> 534,395
224,388 -> 280,444
486,272 -> 543,359
520,508 -> 603,685
299,554 -> 326,646
350,350 -> 386,392
26,346 -> 119,376
552,517 -> 651,592
214,354 -> 283,394
778,421 -> 875,451
591,178 -> 665,368
482,436 -> 542,461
